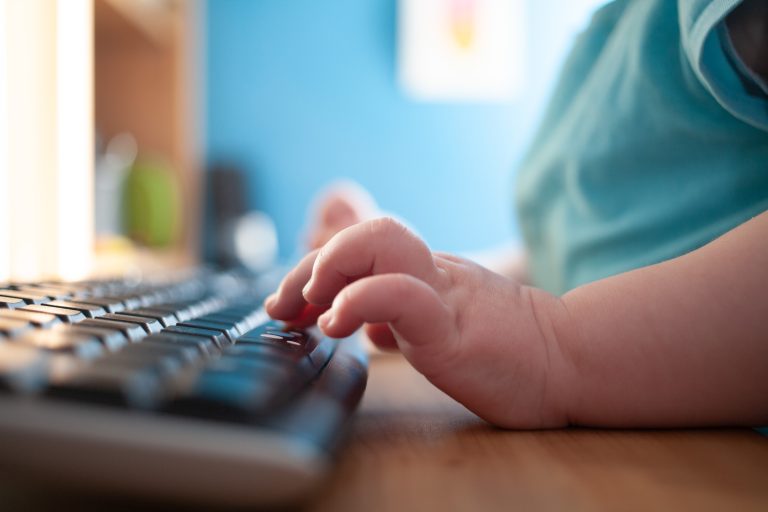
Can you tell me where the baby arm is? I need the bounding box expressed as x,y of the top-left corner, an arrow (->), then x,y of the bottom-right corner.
267,212 -> 768,429
559,210 -> 768,427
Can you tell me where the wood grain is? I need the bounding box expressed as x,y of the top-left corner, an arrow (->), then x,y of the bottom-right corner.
308,353 -> 768,512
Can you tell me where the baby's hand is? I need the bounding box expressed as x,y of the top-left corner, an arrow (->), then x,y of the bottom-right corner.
266,218 -> 574,428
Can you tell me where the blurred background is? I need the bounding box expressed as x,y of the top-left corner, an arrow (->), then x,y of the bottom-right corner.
0,0 -> 607,282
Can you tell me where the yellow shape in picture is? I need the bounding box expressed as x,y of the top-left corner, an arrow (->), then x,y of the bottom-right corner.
450,0 -> 476,50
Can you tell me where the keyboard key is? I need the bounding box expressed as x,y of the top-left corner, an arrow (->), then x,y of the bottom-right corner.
118,342 -> 200,368
53,324 -> 126,352
100,313 -> 162,335
149,304 -> 191,322
137,291 -> 164,307
77,318 -> 145,342
0,344 -> 49,393
15,286 -> 72,300
195,297 -> 226,316
19,305 -> 86,323
175,301 -> 205,320
177,297 -> 221,319
238,325 -> 310,351
0,290 -> 49,305
141,333 -> 219,358
162,325 -> 229,349
100,295 -> 142,310
33,283 -> 91,299
118,308 -> 178,328
177,319 -> 239,343
0,318 -> 32,338
0,309 -> 60,329
198,312 -> 251,335
232,332 -> 334,374
45,300 -> 106,318
70,281 -> 107,297
97,349 -> 182,378
0,296 -> 26,309
74,297 -> 126,313
17,330 -> 104,359
224,303 -> 264,315
47,365 -> 164,409
138,339 -> 203,364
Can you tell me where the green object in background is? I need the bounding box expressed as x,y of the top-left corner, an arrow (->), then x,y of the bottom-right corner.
122,160 -> 180,248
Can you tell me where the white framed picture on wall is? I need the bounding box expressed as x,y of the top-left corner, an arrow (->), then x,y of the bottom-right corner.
398,0 -> 525,102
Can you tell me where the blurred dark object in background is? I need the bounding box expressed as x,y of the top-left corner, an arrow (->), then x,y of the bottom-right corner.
204,163 -> 278,272
206,164 -> 249,268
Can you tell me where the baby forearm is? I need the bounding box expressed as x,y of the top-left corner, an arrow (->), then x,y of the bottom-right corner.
556,211 -> 768,427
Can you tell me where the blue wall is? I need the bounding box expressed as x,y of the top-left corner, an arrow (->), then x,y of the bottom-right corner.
205,0 -> 599,260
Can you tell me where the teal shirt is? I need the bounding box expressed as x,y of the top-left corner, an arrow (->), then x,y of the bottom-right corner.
516,0 -> 768,295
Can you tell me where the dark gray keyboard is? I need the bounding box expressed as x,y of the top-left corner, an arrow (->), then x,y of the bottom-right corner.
0,270 -> 367,505
0,270 -> 362,427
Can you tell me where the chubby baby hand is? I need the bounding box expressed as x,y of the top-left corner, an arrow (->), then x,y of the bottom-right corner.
266,218 -> 574,428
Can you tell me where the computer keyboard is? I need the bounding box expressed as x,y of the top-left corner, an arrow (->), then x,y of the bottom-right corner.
0,270 -> 368,506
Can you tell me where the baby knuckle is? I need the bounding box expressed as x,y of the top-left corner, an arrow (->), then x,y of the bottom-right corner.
314,244 -> 333,271
389,274 -> 417,299
367,216 -> 406,239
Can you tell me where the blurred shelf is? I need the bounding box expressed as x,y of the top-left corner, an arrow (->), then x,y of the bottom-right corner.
96,0 -> 175,48
94,0 -> 203,267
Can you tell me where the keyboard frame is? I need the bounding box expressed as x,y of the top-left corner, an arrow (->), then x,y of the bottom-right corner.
0,333 -> 368,507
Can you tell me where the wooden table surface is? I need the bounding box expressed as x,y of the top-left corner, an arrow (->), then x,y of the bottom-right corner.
308,353 -> 768,512
2,352 -> 767,511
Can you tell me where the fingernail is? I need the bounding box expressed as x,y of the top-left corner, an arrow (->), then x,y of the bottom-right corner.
318,310 -> 333,329
264,293 -> 277,309
302,279 -> 313,298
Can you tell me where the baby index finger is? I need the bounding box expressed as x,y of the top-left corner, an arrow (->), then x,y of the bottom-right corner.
303,217 -> 438,306
264,249 -> 319,321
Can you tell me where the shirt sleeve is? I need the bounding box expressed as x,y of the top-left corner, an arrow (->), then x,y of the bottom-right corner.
678,0 -> 768,132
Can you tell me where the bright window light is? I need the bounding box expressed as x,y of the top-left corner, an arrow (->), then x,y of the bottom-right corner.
56,0 -> 93,280
1,0 -> 93,281
0,1 -> 9,282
